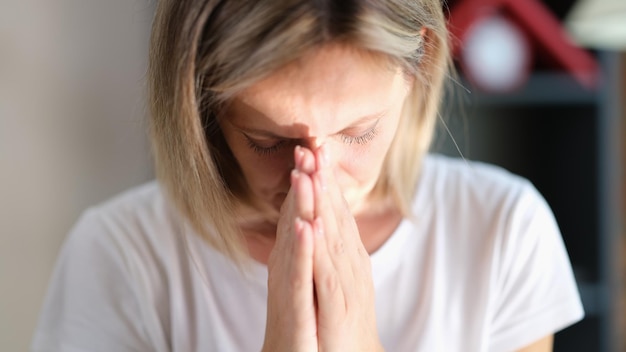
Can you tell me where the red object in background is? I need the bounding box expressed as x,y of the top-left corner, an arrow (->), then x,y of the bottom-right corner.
448,0 -> 598,88
461,15 -> 533,92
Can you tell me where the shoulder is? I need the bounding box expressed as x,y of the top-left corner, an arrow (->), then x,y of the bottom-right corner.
421,154 -> 531,193
86,180 -> 172,227
413,154 -> 563,278
32,181 -> 180,351
414,155 -> 583,350
61,180 -> 192,290
417,154 -> 541,220
73,181 -> 182,248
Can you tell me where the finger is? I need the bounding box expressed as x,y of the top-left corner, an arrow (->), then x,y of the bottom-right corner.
314,145 -> 360,247
265,214 -> 317,351
313,144 -> 350,248
312,160 -> 342,256
275,191 -> 294,249
293,168 -> 314,222
312,217 -> 345,318
297,145 -> 317,175
312,146 -> 356,290
294,145 -> 304,170
291,217 -> 315,319
275,168 -> 304,249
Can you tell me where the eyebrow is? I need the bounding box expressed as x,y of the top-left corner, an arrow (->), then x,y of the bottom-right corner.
230,110 -> 389,139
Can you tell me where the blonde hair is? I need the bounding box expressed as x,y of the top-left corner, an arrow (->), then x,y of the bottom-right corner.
148,0 -> 450,260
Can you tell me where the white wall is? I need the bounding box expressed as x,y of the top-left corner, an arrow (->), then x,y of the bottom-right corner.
0,1 -> 155,350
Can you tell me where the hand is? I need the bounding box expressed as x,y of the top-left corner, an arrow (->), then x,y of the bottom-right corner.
262,144 -> 384,352
262,146 -> 318,352
311,145 -> 384,352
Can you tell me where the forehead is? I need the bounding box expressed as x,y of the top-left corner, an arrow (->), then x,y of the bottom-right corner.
230,44 -> 408,132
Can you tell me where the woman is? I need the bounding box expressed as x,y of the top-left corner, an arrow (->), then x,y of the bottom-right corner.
32,0 -> 583,351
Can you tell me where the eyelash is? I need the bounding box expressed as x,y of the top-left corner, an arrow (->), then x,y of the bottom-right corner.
340,126 -> 379,145
245,126 -> 379,156
244,136 -> 287,157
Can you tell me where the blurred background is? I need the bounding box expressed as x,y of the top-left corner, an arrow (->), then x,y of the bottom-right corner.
0,0 -> 155,350
436,0 -> 625,350
0,0 -> 623,351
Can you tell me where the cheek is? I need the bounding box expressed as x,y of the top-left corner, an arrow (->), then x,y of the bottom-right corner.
338,131 -> 394,187
219,123 -> 293,195
231,145 -> 293,194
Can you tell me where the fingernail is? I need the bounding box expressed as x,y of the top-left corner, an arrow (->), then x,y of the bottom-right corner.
295,217 -> 303,232
295,145 -> 303,165
291,168 -> 300,184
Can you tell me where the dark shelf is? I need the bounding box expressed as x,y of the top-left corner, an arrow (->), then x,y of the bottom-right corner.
457,73 -> 599,106
577,280 -> 608,317
439,52 -> 621,351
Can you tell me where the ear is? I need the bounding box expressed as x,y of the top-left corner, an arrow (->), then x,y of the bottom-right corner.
414,27 -> 428,66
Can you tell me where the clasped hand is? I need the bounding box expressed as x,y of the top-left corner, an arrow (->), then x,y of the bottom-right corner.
262,145 -> 384,352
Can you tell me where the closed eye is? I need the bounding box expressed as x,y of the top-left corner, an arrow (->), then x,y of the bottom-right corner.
340,124 -> 379,145
243,134 -> 288,156
243,119 -> 381,156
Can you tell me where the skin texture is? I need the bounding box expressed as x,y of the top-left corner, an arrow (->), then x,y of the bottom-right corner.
262,144 -> 383,352
518,335 -> 553,352
221,44 -> 408,263
219,44 -> 553,352
221,44 -> 407,219
221,44 -> 398,352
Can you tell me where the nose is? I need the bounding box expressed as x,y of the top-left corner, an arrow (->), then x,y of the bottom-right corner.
299,136 -> 324,150
296,136 -> 338,172
293,136 -> 336,172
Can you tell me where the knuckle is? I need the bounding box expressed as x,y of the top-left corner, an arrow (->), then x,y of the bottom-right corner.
331,240 -> 345,255
321,273 -> 339,293
289,274 -> 306,291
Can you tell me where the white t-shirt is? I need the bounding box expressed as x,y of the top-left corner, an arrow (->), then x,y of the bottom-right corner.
32,155 -> 584,352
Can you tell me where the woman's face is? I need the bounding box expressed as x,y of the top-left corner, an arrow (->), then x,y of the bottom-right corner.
220,44 -> 412,216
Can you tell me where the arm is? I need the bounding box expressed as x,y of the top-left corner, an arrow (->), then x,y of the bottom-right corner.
263,144 -> 384,352
517,334 -> 553,352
